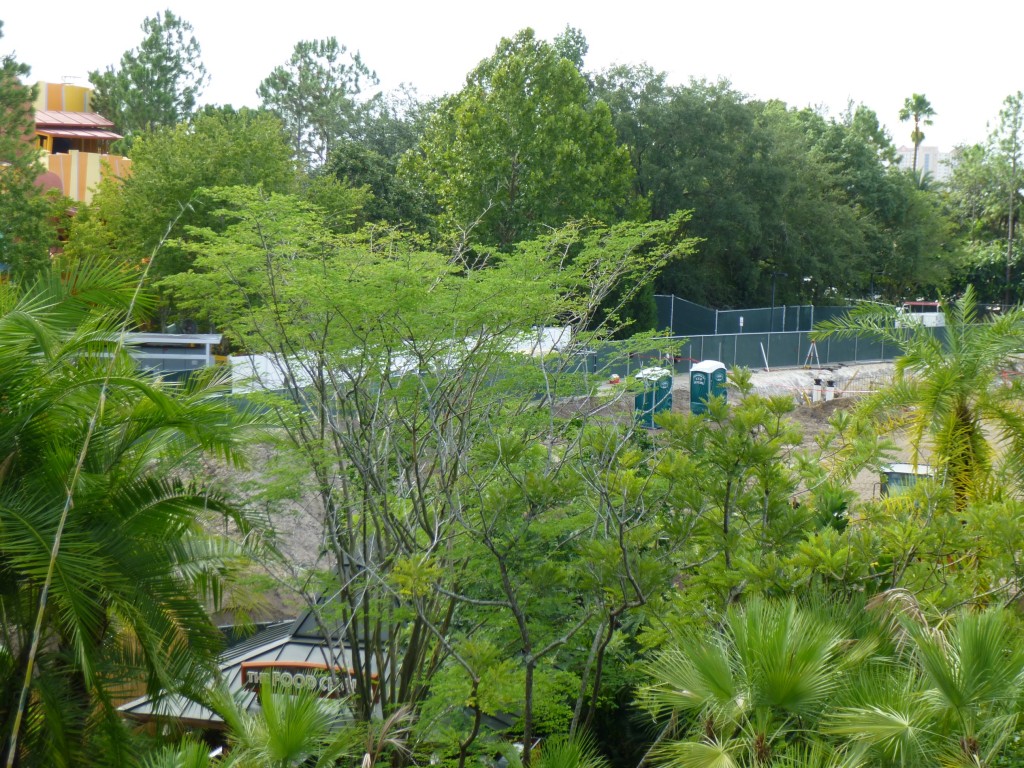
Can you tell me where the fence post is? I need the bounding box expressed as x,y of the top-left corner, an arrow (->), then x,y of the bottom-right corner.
670,296 -> 675,335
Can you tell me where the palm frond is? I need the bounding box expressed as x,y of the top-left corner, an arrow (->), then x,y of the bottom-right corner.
826,702 -> 938,765
652,739 -> 740,768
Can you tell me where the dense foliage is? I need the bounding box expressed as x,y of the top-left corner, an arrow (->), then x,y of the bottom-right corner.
402,29 -> 636,249
0,23 -> 62,278
0,260 -> 260,766
5,12 -> 1024,768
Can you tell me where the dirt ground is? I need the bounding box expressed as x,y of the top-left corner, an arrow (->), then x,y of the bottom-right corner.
662,361 -> 905,500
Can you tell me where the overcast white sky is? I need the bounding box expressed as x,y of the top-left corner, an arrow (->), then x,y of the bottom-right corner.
3,1 -> 1020,150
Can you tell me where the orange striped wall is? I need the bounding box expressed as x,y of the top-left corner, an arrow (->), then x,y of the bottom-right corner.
34,81 -> 91,112
44,150 -> 131,203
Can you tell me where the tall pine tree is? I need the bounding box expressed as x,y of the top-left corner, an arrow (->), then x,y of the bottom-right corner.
89,11 -> 207,149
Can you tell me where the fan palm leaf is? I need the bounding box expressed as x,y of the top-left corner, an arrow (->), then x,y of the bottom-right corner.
640,599 -> 851,756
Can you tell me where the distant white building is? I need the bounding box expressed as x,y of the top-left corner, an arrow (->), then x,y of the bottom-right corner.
896,145 -> 954,182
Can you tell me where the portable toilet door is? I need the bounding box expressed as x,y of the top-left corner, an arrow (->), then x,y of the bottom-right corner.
690,360 -> 727,415
634,367 -> 673,428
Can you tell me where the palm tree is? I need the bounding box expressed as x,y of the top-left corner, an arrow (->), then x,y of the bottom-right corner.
814,286 -> 1024,509
641,598 -> 1024,768
829,608 -> 1024,767
0,260 -> 259,766
899,94 -> 936,175
143,739 -> 219,768
527,734 -> 609,768
209,685 -> 356,768
637,599 -> 865,766
149,682 -> 417,768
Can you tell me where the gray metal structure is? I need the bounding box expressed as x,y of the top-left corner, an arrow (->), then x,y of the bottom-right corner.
125,333 -> 223,380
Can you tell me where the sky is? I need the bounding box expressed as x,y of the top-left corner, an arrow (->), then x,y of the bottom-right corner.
2,0 -> 1021,150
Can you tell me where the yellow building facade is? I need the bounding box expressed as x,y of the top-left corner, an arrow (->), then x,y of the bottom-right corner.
33,81 -> 131,204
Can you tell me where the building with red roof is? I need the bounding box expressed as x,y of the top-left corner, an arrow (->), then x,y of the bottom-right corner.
33,81 -> 130,202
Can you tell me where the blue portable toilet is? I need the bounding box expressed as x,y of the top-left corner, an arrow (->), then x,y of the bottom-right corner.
690,360 -> 728,415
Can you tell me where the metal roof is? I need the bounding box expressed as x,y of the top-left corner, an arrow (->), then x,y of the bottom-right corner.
119,609 -> 377,727
37,128 -> 122,140
35,110 -> 116,129
126,333 -> 223,347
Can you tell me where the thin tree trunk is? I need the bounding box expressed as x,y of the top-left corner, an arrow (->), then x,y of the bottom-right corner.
522,661 -> 536,768
1006,150 -> 1018,308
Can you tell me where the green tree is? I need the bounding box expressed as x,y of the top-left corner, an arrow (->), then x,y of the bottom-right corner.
948,93 -> 1024,305
163,187 -> 561,728
327,86 -> 437,228
0,22 -> 60,279
258,37 -> 377,170
992,93 -> 1024,305
899,93 -> 936,175
403,28 -> 635,249
655,371 -> 805,603
593,68 -> 952,304
798,103 -> 950,300
89,10 -> 208,149
64,106 -> 334,324
814,286 -> 1024,510
355,84 -> 436,161
594,72 -> 877,305
594,71 -> 814,305
162,188 -> 694,766
0,259 -> 258,767
944,144 -> 1009,302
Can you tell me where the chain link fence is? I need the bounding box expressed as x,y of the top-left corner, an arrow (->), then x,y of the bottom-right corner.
585,330 -> 900,380
655,294 -> 854,336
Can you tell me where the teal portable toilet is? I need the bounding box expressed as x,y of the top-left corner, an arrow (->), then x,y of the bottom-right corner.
690,360 -> 727,415
634,367 -> 673,428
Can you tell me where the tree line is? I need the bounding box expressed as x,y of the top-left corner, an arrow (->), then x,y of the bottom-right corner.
3,12 -> 1022,315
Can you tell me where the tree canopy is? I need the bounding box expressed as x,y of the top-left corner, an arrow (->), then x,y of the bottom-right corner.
258,37 -> 377,170
89,10 -> 208,148
403,29 -> 635,249
65,106 -> 320,323
0,22 -> 60,278
593,68 -> 950,305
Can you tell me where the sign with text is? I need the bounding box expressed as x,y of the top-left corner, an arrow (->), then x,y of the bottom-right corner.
240,662 -> 356,698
